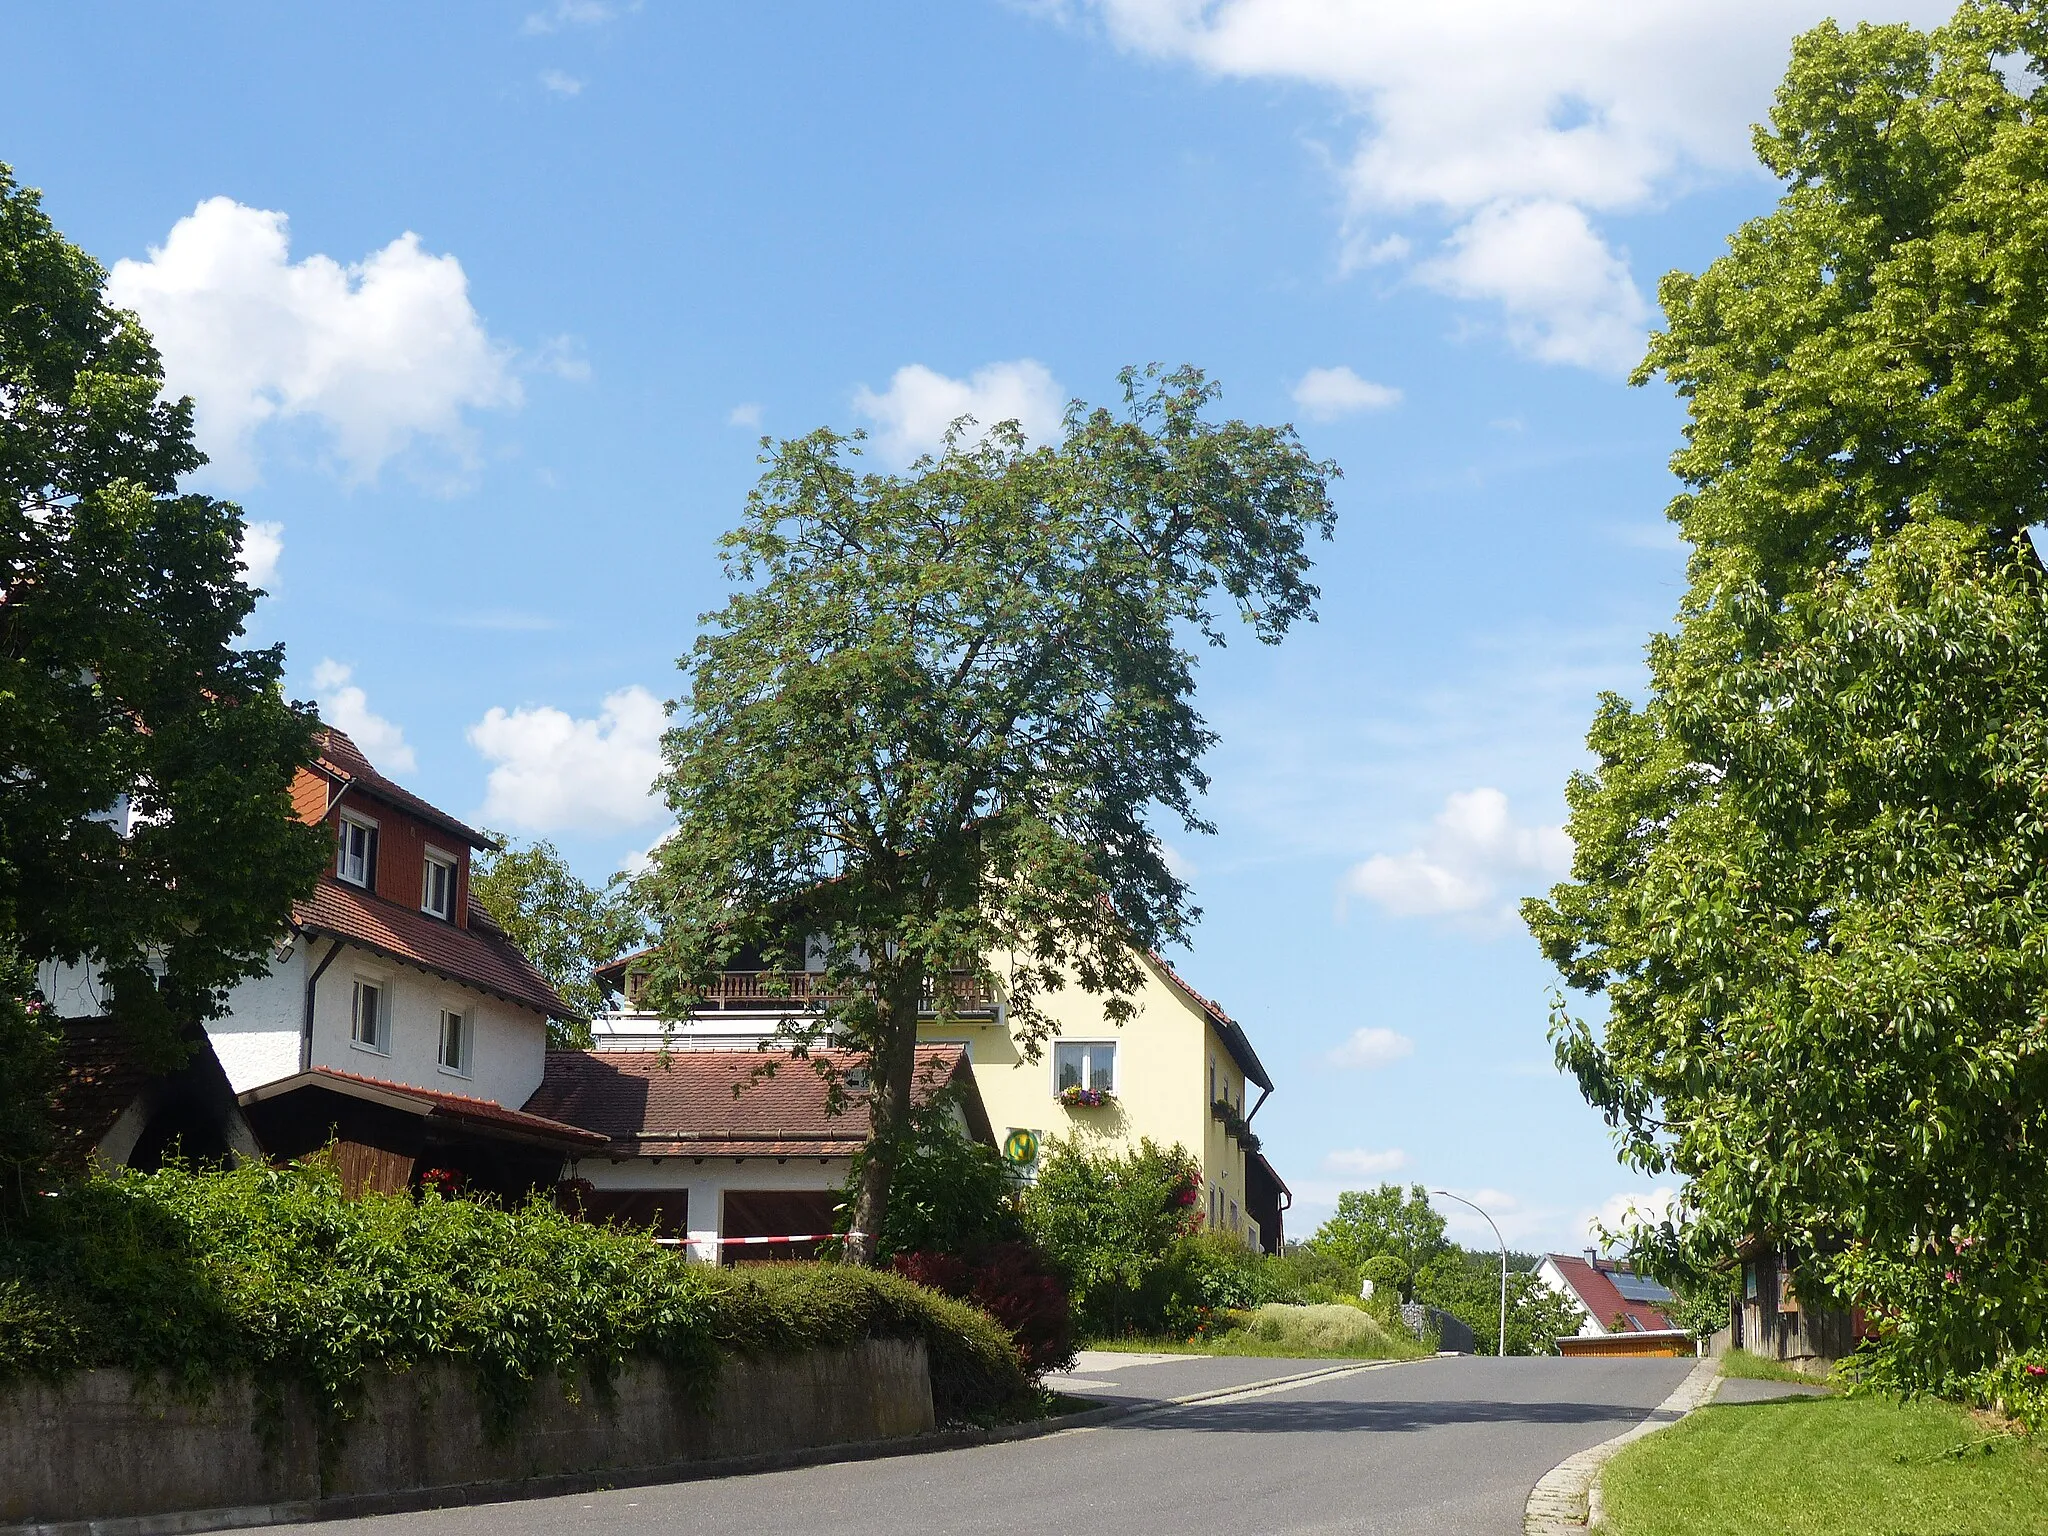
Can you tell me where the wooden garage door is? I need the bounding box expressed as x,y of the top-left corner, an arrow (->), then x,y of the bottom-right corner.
577,1188 -> 689,1238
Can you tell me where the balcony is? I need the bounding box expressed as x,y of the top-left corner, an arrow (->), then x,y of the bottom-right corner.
625,969 -> 997,1016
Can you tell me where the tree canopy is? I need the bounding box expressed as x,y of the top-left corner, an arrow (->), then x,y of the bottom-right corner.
638,365 -> 1337,1259
0,163 -> 323,1192
471,834 -> 646,1045
1307,1183 -> 1450,1283
1525,2 -> 2048,1397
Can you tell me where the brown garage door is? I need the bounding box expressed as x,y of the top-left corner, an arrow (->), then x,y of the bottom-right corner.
577,1188 -> 688,1239
720,1189 -> 839,1264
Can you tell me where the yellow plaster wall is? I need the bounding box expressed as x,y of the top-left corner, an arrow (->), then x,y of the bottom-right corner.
917,951 -> 1260,1245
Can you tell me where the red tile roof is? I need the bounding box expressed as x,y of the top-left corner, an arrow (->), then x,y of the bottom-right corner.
524,1045 -> 989,1158
241,1067 -> 608,1149
294,876 -> 576,1020
313,726 -> 494,850
1545,1254 -> 1677,1333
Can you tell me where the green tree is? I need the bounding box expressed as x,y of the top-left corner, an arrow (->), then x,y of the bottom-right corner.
1,164 -> 324,1201
1022,1137 -> 1201,1336
1413,1250 -> 1585,1356
471,835 -> 646,1045
839,1093 -> 1024,1260
1308,1184 -> 1451,1285
638,366 -> 1336,1262
1525,2 -> 2048,1396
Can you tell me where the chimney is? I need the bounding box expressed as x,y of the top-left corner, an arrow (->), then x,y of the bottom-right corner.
1584,1246 -> 1601,1269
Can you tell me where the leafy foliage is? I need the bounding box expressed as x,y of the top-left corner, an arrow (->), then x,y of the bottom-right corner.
839,1093 -> 1025,1260
1525,0 -> 2048,1397
0,946 -> 58,1209
0,1161 -> 1031,1435
1022,1137 -> 1203,1336
0,164 -> 325,1127
636,365 -> 1337,1258
893,1243 -> 1075,1376
470,834 -> 647,1045
1413,1250 -> 1585,1357
1306,1183 -> 1451,1283
1360,1253 -> 1410,1301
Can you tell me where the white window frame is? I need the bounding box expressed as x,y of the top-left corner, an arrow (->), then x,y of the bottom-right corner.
1052,1040 -> 1116,1097
421,847 -> 457,921
438,1007 -> 469,1076
350,975 -> 389,1054
336,811 -> 379,889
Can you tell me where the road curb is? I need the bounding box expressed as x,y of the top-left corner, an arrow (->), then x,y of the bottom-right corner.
1,1355 -> 1420,1536
1523,1355 -> 1720,1534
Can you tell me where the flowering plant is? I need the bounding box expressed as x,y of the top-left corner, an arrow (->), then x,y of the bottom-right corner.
1060,1085 -> 1113,1107
419,1167 -> 463,1198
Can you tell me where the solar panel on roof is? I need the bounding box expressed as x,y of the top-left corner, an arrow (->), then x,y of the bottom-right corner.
1610,1273 -> 1675,1304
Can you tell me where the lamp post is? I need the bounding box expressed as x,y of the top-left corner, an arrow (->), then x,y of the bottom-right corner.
1434,1189 -> 1507,1359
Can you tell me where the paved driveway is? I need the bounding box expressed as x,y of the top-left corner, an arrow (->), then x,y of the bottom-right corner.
308,1355 -> 1693,1536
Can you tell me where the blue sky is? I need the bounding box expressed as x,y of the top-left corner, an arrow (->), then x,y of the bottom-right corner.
3,0 -> 1953,1251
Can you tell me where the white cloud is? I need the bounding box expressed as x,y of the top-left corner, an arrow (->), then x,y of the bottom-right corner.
1419,199 -> 1647,372
1068,0 -> 1954,372
532,335 -> 591,381
1291,365 -> 1402,421
539,69 -> 585,96
1584,1188 -> 1681,1249
618,825 -> 675,876
522,1 -> 619,34
312,660 -> 416,773
236,520 -> 283,589
852,359 -> 1064,468
469,685 -> 667,834
106,198 -> 520,487
728,402 -> 763,429
1323,1147 -> 1408,1178
1327,1025 -> 1414,1069
1344,786 -> 1569,923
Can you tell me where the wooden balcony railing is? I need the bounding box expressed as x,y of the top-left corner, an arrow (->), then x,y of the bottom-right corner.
626,970 -> 996,1015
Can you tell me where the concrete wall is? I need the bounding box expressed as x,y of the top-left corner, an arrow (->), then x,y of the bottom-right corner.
0,1339 -> 931,1528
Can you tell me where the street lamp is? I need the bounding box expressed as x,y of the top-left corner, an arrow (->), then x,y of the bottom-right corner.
1434,1189 -> 1507,1359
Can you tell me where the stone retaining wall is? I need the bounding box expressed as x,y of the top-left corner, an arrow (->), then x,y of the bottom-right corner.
0,1339 -> 932,1528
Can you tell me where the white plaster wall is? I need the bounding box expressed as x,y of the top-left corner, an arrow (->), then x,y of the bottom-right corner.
208,960 -> 305,1093
569,1154 -> 851,1264
36,959 -> 105,1018
310,944 -> 548,1108
1534,1257 -> 1602,1336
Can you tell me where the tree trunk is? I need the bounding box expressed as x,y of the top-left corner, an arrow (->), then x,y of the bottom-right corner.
844,958 -> 925,1267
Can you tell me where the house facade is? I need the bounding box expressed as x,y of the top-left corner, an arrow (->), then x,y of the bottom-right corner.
1536,1250 -> 1681,1338
40,726 -> 601,1196
594,943 -> 1285,1251
526,1044 -> 994,1263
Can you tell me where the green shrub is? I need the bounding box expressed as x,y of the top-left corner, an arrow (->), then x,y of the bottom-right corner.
838,1094 -> 1025,1260
1360,1254 -> 1409,1301
0,1160 -> 1030,1432
1240,1303 -> 1408,1356
1023,1137 -> 1200,1336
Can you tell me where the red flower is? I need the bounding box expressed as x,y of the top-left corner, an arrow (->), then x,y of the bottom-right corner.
2025,1364 -> 2047,1379
1944,1269 -> 1959,1284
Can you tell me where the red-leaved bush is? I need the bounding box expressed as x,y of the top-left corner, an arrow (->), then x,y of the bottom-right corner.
896,1241 -> 1075,1374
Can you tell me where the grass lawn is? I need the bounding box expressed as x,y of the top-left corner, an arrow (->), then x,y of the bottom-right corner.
1602,1392 -> 2048,1536
1085,1304 -> 1430,1362
1719,1347 -> 1833,1385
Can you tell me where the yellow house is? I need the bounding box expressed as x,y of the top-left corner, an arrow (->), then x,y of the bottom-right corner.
917,949 -> 1281,1251
591,944 -> 1288,1250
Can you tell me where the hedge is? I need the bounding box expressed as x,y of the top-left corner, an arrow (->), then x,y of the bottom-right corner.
0,1160 -> 1030,1434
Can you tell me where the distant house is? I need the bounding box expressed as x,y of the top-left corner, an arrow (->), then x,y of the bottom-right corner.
39,725 -> 602,1198
1536,1249 -> 1679,1336
594,942 -> 1284,1252
525,1044 -> 993,1262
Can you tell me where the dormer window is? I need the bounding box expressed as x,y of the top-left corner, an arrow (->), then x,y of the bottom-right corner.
337,814 -> 378,889
421,850 -> 457,921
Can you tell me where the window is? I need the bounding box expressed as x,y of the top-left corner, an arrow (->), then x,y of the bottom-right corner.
439,1009 -> 468,1074
351,980 -> 385,1052
421,851 -> 456,920
1054,1041 -> 1115,1095
337,815 -> 378,889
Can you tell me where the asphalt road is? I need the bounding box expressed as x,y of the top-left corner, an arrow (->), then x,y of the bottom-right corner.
308,1354 -> 1693,1536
